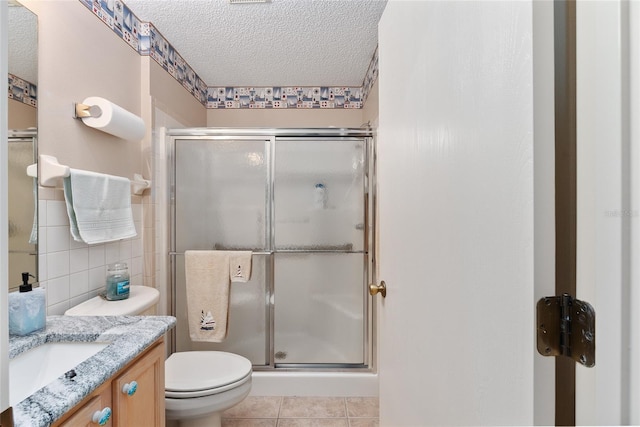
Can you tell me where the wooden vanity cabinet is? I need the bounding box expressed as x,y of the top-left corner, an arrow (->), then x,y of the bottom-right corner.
54,338 -> 165,427
56,387 -> 112,427
111,340 -> 164,426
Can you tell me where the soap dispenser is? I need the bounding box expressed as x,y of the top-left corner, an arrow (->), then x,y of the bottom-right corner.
8,272 -> 46,336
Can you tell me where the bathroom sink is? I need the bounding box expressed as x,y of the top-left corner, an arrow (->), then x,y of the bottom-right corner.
9,342 -> 109,406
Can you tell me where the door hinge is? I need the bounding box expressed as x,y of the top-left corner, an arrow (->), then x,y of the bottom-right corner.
536,294 -> 595,367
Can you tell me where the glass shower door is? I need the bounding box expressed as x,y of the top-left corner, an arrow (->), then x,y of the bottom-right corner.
273,138 -> 367,366
8,136 -> 37,290
173,138 -> 270,365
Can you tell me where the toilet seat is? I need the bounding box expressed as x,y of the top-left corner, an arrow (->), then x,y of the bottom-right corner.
165,351 -> 252,399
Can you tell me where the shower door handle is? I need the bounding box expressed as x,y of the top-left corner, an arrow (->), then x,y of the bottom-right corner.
369,281 -> 387,298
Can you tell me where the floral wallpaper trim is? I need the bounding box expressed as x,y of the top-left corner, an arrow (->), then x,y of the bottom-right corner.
143,23 -> 209,105
79,0 -> 142,53
361,46 -> 379,103
78,0 -> 377,109
206,86 -> 363,109
8,74 -> 37,108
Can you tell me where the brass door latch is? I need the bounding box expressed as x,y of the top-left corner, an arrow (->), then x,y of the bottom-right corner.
369,281 -> 386,298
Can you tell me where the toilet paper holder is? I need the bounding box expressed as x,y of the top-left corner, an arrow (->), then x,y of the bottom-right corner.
74,102 -> 103,119
72,97 -> 146,141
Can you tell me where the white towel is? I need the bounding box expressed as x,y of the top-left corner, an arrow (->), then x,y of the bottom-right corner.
185,250 -> 231,342
28,178 -> 37,245
229,251 -> 252,283
63,168 -> 137,244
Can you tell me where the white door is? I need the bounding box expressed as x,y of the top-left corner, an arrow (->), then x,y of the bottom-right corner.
377,0 -> 638,425
377,1 -> 536,425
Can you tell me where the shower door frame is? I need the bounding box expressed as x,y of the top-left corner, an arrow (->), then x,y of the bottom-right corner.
167,128 -> 376,372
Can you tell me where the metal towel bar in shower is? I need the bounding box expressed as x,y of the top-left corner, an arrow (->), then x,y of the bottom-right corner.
168,251 -> 273,256
169,243 -> 364,256
214,243 -> 358,253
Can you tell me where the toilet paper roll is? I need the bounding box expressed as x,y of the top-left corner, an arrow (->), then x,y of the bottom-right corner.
80,96 -> 146,141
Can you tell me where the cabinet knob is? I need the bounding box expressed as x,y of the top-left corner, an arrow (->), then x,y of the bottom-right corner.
91,407 -> 112,425
122,381 -> 138,396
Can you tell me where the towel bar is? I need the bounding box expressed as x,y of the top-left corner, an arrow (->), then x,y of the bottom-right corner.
26,154 -> 152,194
131,173 -> 151,195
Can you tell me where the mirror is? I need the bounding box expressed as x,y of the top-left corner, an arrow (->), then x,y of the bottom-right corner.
7,1 -> 37,292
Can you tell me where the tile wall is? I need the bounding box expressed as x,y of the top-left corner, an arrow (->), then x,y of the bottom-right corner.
37,187 -> 144,315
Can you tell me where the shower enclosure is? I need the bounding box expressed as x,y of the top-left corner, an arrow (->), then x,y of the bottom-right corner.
168,128 -> 375,370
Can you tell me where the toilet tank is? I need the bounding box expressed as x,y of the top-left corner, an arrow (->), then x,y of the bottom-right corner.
65,286 -> 160,316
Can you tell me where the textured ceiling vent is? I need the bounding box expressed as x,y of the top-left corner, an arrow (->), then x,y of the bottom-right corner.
229,0 -> 270,4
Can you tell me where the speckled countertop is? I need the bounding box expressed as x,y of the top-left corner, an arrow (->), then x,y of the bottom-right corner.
9,315 -> 176,427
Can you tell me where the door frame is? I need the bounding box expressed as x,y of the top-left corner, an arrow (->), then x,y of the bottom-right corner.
575,1 -> 636,424
554,0 -> 577,424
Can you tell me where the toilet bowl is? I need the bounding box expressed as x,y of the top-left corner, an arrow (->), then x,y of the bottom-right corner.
64,287 -> 252,427
165,351 -> 252,427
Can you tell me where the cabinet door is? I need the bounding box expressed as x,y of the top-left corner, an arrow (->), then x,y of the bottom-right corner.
58,388 -> 112,427
112,342 -> 164,427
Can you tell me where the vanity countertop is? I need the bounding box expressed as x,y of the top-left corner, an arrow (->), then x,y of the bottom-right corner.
9,315 -> 176,427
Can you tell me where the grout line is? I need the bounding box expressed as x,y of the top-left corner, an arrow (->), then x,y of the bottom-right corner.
343,397 -> 349,420
276,395 -> 283,420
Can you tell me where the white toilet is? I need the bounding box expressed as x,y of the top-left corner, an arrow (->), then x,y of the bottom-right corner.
165,351 -> 252,427
65,286 -> 252,427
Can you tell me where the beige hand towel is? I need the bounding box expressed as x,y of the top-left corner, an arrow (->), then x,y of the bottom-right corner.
185,250 -> 230,342
229,251 -> 252,283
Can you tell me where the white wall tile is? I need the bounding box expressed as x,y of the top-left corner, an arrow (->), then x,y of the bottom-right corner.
47,300 -> 70,316
46,200 -> 68,226
38,227 -> 48,255
88,289 -> 101,299
70,294 -> 91,309
119,239 -> 132,260
38,254 -> 48,282
105,242 -> 120,264
89,266 -> 106,292
89,245 -> 105,269
69,234 -> 87,250
38,196 -> 147,311
38,200 -> 47,227
47,251 -> 70,280
47,226 -> 70,253
130,256 -> 143,276
132,238 -> 143,257
131,274 -> 142,286
69,271 -> 89,298
46,276 -> 70,306
69,248 -> 89,273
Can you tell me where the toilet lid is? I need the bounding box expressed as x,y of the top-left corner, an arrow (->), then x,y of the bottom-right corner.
165,351 -> 252,392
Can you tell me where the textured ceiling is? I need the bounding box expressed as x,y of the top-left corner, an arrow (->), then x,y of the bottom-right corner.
8,5 -> 38,84
125,0 -> 387,87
